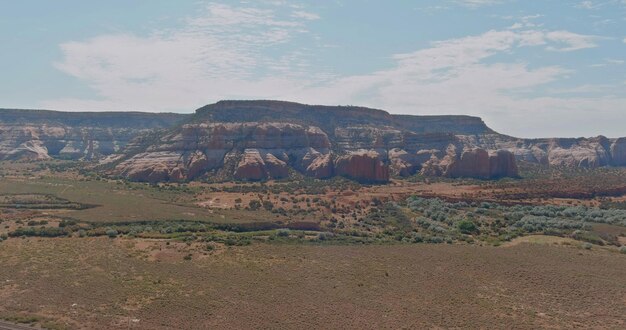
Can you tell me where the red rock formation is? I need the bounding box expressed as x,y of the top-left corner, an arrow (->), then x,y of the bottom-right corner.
388,148 -> 421,176
263,153 -> 290,178
304,153 -> 334,179
422,148 -> 519,179
334,151 -> 389,183
0,110 -> 186,161
445,149 -> 491,179
488,150 -> 518,178
234,150 -> 267,180
186,151 -> 210,179
233,149 -> 289,180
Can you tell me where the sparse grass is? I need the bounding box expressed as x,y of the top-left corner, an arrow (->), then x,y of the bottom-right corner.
1,238 -> 625,329
2,160 -> 626,328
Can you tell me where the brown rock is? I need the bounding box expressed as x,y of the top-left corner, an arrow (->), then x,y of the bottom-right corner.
169,167 -> 185,182
489,150 -> 519,178
0,110 -> 184,161
263,153 -> 290,179
611,138 -> 626,166
233,149 -> 289,180
186,151 -> 210,179
432,148 -> 519,179
117,152 -> 181,183
234,149 -> 267,180
388,149 -> 414,176
445,148 -> 491,178
305,153 -> 334,179
334,151 -> 389,183
419,157 -> 443,177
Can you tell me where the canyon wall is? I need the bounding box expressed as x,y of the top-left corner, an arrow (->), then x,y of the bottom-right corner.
107,101 -> 517,183
0,109 -> 188,160
2,101 -> 625,183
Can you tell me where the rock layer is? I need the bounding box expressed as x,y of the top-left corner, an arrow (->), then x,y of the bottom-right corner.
334,151 -> 389,183
0,109 -> 187,160
4,101 -> 626,183
108,101 -> 518,182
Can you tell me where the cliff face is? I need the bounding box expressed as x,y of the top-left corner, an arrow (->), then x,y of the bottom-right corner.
611,138 -> 626,166
464,134 -> 626,169
394,115 -> 493,135
115,122 -> 332,182
107,101 -> 517,183
0,109 -> 188,160
3,100 -> 625,183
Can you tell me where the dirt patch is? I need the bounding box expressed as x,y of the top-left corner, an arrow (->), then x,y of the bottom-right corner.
1,238 -> 625,329
501,235 -> 579,247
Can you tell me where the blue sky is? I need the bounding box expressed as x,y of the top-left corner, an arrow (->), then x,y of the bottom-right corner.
1,0 -> 625,138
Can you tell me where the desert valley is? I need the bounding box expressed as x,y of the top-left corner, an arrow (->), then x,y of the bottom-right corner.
0,101 -> 625,329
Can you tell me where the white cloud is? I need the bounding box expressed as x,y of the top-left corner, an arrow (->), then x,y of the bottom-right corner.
623,37 -> 626,43
45,4 -> 623,138
294,29 -> 623,137
49,3 -> 322,111
544,30 -> 599,51
291,11 -> 320,20
590,58 -> 625,67
291,30 -> 568,119
576,1 -> 597,9
454,0 -> 503,8
577,0 -> 626,10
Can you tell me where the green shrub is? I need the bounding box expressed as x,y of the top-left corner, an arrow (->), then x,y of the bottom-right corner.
248,200 -> 261,210
572,231 -> 604,246
620,246 -> 626,254
317,232 -> 334,241
582,242 -> 592,250
457,220 -> 478,234
275,229 -> 290,237
105,228 -> 118,238
262,201 -> 274,211
428,236 -> 444,244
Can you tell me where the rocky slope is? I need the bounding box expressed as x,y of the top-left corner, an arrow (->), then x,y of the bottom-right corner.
0,109 -> 188,160
3,101 -> 624,183
108,100 -> 517,183
461,134 -> 626,169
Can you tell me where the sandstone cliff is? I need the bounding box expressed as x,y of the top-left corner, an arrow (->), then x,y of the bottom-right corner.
0,109 -> 188,161
107,101 -> 517,182
463,134 -> 626,169
3,100 -> 625,183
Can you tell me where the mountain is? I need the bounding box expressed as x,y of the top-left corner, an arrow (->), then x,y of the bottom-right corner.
105,100 -> 515,183
0,109 -> 189,160
2,101 -> 624,183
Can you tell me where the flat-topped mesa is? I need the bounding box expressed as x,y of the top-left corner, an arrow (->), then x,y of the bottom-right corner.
6,100 -> 625,183
0,109 -> 188,160
195,100 -> 493,135
393,114 -> 494,135
0,108 -> 187,128
194,100 -> 396,138
108,100 -> 517,183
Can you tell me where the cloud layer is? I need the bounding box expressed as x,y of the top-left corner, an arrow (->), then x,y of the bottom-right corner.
45,2 -> 626,138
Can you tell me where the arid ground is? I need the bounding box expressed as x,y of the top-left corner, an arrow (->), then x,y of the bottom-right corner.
1,238 -> 625,329
1,161 -> 626,329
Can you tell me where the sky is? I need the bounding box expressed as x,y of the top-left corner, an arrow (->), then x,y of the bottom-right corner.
0,0 -> 625,138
